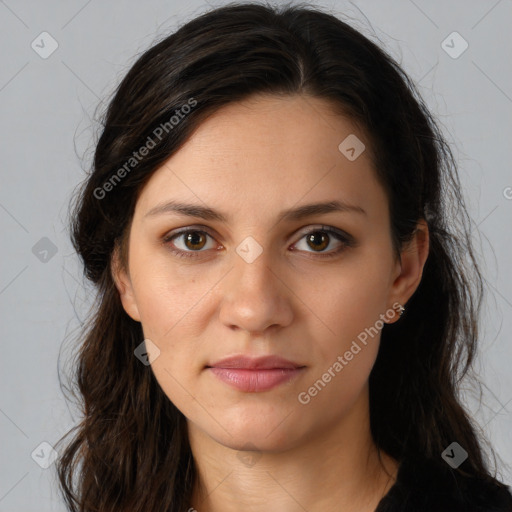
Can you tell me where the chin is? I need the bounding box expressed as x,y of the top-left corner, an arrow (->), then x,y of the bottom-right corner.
207,411 -> 306,452
219,431 -> 297,454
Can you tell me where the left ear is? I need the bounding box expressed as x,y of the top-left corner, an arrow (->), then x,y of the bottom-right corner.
387,219 -> 429,319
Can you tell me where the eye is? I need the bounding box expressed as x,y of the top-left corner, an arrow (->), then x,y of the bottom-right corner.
163,228 -> 218,259
292,226 -> 354,258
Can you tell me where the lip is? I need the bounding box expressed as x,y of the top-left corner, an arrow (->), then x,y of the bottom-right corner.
206,355 -> 306,392
207,355 -> 304,370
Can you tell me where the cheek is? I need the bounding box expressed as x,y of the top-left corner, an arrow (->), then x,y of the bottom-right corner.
128,244 -> 205,340
297,283 -> 384,419
306,256 -> 391,351
127,246 -> 216,391
295,256 -> 392,414
131,266 -> 207,413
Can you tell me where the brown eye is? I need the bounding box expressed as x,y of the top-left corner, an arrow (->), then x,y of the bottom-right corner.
163,229 -> 217,259
292,227 -> 354,258
183,231 -> 208,250
306,232 -> 329,252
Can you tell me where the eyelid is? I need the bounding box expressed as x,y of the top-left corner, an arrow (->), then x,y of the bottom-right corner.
293,224 -> 353,242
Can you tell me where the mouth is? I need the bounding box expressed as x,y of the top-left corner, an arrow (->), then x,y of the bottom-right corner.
206,355 -> 306,392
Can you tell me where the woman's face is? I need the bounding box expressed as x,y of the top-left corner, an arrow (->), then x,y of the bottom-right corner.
114,94 -> 425,452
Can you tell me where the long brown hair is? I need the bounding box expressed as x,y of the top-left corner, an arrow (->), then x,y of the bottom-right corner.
56,2 -> 507,510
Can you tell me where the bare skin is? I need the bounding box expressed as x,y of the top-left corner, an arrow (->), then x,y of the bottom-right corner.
113,94 -> 429,511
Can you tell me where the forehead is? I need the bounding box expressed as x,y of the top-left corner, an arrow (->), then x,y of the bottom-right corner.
135,94 -> 387,223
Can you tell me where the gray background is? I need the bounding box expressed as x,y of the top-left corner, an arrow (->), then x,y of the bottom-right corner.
1,0 -> 511,510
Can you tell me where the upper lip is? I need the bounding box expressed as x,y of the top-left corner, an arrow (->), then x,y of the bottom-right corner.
207,355 -> 305,370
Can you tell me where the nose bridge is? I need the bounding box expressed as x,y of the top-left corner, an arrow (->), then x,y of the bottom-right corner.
231,235 -> 277,297
218,235 -> 292,332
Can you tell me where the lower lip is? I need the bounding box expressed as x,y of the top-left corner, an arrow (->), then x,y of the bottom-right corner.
207,367 -> 305,392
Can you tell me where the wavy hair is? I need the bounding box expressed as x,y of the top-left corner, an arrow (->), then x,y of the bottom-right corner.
56,2 -> 507,510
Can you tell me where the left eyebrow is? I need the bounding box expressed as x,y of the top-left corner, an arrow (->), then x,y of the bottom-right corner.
143,199 -> 367,223
277,200 -> 367,222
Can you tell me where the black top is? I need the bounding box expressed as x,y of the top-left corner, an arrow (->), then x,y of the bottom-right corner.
375,456 -> 512,511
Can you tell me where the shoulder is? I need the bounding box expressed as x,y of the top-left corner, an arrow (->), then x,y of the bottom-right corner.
376,455 -> 512,512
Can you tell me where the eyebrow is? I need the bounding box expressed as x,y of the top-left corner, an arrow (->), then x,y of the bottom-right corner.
144,199 -> 366,223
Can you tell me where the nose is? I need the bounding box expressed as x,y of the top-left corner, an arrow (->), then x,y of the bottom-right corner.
218,245 -> 294,335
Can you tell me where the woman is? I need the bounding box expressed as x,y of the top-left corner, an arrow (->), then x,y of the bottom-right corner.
56,2 -> 512,511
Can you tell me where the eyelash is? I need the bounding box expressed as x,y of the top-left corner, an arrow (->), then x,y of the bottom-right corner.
162,225 -> 355,260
